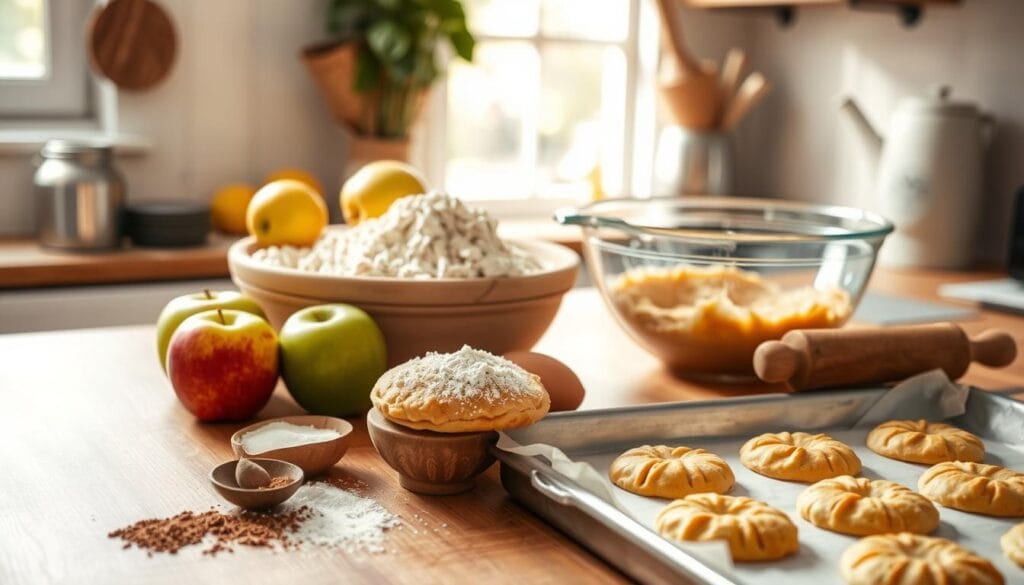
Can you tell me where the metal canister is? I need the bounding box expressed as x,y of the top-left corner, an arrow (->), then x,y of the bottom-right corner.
34,140 -> 126,250
652,127 -> 735,196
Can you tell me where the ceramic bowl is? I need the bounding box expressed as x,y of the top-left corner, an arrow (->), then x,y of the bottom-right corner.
228,232 -> 579,366
366,408 -> 498,495
231,415 -> 354,476
209,458 -> 303,509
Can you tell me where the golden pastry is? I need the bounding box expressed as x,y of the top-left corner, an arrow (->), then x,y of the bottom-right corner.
867,419 -> 985,464
797,475 -> 938,536
609,266 -> 850,375
918,461 -> 1024,518
655,493 -> 799,562
840,533 -> 1004,585
370,345 -> 550,433
740,431 -> 861,482
1002,522 -> 1024,568
608,445 -> 734,498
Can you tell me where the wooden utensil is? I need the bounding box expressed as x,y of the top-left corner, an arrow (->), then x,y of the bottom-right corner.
753,323 -> 1017,392
720,72 -> 771,130
719,48 -> 748,110
654,0 -> 720,130
717,48 -> 748,130
231,415 -> 354,476
87,0 -> 177,91
658,60 -> 721,131
655,0 -> 701,75
209,458 -> 304,510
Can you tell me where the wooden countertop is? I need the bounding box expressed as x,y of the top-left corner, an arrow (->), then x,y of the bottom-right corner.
0,237 -> 236,289
0,221 -> 582,289
2,272 -> 1022,584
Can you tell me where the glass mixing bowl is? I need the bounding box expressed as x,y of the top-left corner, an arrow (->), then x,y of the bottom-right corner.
556,197 -> 894,381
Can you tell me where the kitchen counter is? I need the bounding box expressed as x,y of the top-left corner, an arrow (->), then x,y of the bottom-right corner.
2,272 -> 1021,584
0,220 -> 582,289
0,237 -> 235,289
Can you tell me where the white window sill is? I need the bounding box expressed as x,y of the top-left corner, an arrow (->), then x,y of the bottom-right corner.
0,129 -> 151,157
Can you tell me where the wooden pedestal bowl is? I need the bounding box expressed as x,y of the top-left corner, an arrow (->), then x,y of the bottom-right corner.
366,408 -> 499,495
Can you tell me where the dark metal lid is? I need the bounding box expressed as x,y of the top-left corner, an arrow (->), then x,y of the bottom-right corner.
41,139 -> 115,159
126,200 -> 210,219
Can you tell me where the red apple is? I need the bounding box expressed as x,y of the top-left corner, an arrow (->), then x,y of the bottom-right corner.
167,309 -> 279,422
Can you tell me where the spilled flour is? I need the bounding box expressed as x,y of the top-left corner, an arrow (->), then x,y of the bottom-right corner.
285,482 -> 401,553
109,480 -> 400,556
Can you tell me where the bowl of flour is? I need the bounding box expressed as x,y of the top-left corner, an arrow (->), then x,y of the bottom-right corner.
228,192 -> 579,365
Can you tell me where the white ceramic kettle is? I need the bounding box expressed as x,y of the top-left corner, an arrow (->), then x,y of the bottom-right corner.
841,87 -> 990,268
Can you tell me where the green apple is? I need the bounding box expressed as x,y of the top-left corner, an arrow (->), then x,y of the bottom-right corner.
280,304 -> 387,417
156,290 -> 265,371
167,309 -> 279,421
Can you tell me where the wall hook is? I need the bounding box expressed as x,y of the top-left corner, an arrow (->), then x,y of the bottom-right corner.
848,0 -> 924,27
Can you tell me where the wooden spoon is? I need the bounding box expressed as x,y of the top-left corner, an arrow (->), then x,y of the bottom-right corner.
655,0 -> 701,75
720,71 -> 771,130
719,48 -> 748,112
654,0 -> 719,130
659,60 -> 721,131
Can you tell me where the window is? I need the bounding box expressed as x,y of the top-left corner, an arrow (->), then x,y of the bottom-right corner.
420,0 -> 660,210
0,0 -> 93,118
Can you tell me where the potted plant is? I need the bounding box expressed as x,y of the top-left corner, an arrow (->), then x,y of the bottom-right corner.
303,0 -> 475,161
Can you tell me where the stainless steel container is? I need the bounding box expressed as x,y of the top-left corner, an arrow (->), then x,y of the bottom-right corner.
652,127 -> 735,196
34,140 -> 125,250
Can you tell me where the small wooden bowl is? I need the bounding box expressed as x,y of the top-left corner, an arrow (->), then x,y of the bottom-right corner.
366,408 -> 498,495
209,458 -> 303,510
231,415 -> 354,476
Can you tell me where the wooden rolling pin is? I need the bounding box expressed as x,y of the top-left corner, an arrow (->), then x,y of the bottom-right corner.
753,323 -> 1017,392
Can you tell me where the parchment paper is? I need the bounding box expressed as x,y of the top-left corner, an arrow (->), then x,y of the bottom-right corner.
498,371 -> 1024,584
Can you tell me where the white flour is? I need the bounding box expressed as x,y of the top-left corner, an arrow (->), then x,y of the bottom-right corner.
388,345 -> 536,402
285,482 -> 400,553
252,191 -> 541,278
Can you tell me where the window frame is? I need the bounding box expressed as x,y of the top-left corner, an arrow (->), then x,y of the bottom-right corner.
416,0 -> 657,217
0,0 -> 94,119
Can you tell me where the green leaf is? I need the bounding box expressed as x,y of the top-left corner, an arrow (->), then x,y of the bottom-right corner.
447,28 -> 474,61
391,51 -> 418,80
416,0 -> 464,19
326,1 -> 374,37
354,49 -> 381,92
375,0 -> 402,12
366,20 -> 413,64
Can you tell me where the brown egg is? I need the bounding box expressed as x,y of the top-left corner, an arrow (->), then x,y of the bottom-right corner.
503,351 -> 585,412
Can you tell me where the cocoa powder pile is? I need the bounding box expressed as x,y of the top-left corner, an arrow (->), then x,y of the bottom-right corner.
265,476 -> 293,489
109,506 -> 311,556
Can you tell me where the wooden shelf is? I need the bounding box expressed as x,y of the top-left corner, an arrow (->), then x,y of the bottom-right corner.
682,0 -> 960,27
684,0 -> 957,6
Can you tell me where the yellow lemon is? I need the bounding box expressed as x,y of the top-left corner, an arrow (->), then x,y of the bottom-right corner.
264,168 -> 324,196
340,160 -> 428,225
210,183 -> 257,235
246,180 -> 328,247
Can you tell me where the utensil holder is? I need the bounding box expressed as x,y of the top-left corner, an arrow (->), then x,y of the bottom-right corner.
652,127 -> 735,196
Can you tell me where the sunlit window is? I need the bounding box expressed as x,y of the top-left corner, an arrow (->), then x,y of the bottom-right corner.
422,0 -> 659,206
0,0 -> 47,80
0,0 -> 91,118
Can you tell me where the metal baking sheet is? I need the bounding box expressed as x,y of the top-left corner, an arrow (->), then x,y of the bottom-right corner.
495,386 -> 1024,585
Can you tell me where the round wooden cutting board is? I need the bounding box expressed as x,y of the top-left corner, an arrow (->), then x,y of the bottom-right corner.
87,0 -> 177,91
